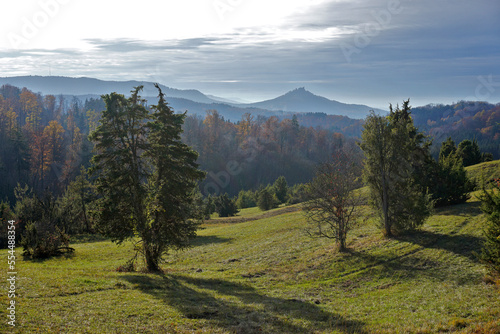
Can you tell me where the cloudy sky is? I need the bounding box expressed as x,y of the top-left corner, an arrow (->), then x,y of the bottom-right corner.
0,0 -> 499,108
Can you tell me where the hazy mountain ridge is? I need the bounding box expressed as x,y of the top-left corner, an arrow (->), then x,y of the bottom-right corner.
0,76 -> 218,104
0,76 -> 382,120
238,87 -> 385,119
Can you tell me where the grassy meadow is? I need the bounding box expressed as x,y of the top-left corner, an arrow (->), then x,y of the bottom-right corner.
1,167 -> 500,333
466,160 -> 500,185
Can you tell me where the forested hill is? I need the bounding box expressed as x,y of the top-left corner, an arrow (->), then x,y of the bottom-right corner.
411,101 -> 500,158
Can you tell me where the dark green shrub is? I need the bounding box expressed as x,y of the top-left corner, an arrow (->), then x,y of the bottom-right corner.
236,190 -> 256,209
202,195 -> 216,219
478,179 -> 500,274
433,154 -> 475,206
214,193 -> 239,217
15,186 -> 74,259
457,139 -> 482,167
287,184 -> 309,204
0,201 -> 15,249
272,176 -> 289,204
21,222 -> 73,258
257,187 -> 278,211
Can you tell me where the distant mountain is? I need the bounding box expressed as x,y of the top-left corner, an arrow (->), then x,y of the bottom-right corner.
145,97 -> 283,122
0,76 -> 385,122
239,87 -> 384,119
205,94 -> 250,104
64,94 -> 282,122
0,76 -> 218,104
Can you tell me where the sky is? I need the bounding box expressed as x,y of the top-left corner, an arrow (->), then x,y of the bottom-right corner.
0,0 -> 499,108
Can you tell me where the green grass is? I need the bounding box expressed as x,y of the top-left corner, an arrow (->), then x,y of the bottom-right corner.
1,199 -> 500,333
466,160 -> 500,185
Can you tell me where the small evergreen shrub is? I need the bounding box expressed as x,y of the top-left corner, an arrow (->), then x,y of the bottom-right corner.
214,193 -> 239,217
257,187 -> 278,211
236,190 -> 257,209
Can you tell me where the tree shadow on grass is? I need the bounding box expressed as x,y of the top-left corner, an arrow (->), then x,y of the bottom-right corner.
433,201 -> 483,217
358,200 -> 486,281
22,249 -> 76,262
397,230 -> 483,262
344,226 -> 484,285
120,273 -> 366,333
394,200 -> 484,262
191,235 -> 232,247
347,248 -> 480,284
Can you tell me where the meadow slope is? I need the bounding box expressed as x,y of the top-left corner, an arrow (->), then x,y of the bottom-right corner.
1,197 -> 500,333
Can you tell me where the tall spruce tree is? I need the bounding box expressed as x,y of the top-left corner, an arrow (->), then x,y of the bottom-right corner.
432,140 -> 474,206
273,176 -> 289,204
439,137 -> 457,160
89,86 -> 205,272
457,139 -> 482,167
359,101 -> 432,236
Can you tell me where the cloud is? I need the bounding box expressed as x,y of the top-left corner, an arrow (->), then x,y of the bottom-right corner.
85,38 -> 222,53
0,0 -> 499,107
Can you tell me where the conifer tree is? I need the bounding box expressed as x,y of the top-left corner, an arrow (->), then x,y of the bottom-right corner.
89,86 -> 205,272
432,141 -> 474,206
359,101 -> 432,236
478,179 -> 500,275
257,186 -> 278,211
142,85 -> 206,271
59,166 -> 96,234
439,137 -> 456,160
273,176 -> 288,204
457,139 -> 482,167
214,193 -> 239,217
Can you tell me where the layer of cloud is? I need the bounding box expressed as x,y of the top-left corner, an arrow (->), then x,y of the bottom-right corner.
0,0 -> 499,107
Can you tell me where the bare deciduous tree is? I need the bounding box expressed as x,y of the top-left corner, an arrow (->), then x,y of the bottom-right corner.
304,149 -> 362,251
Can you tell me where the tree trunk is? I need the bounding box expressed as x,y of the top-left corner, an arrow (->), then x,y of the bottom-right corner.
144,244 -> 160,272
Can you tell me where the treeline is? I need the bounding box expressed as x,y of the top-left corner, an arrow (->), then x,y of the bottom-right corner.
2,84 -> 498,204
181,110 -> 361,197
411,101 -> 500,159
272,102 -> 500,159
0,85 -> 360,202
0,84 -> 104,203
